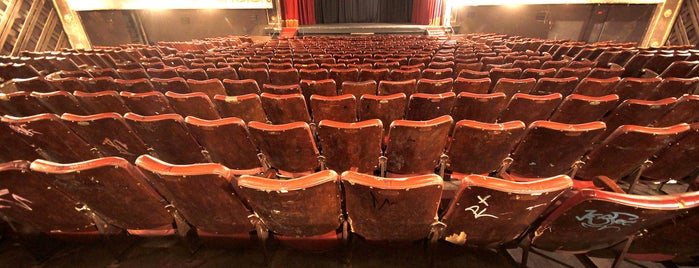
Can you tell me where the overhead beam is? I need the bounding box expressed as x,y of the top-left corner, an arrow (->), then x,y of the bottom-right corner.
641,0 -> 684,47
52,0 -> 91,49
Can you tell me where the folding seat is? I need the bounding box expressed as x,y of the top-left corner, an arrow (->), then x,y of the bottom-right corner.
567,60 -> 596,69
309,94 -> 357,124
454,62 -> 483,77
218,79 -> 259,96
268,68 -> 300,86
141,62 -> 165,70
498,93 -> 563,125
341,80 -> 376,99
554,67 -> 591,82
341,171 -> 443,242
491,78 -> 536,100
653,60 -> 699,78
163,57 -> 186,67
186,78 -> 227,99
624,203 -> 699,262
405,92 -> 456,121
530,77 -> 579,96
73,90 -> 130,114
600,98 -> 677,138
329,68 -> 359,90
12,76 -> 57,93
298,68 -> 329,81
358,93 -> 407,132
0,159 -> 97,237
117,68 -> 149,80
245,61 -> 269,69
586,67 -> 624,79
124,113 -> 208,164
294,63 -> 319,70
388,68 -> 421,81
261,84 -> 302,95
446,120 -> 525,177
640,122 -> 699,187
488,67 -> 522,89
236,170 -> 343,248
268,62 -> 293,70
408,56 -> 431,66
1,114 -> 99,162
60,112 -> 149,162
2,63 -> 41,80
421,68 -> 453,80
504,54 -> 528,64
247,121 -> 321,177
115,78 -> 156,93
80,76 -> 119,92
507,121 -> 607,178
358,68 -> 390,82
652,94 -> 699,126
593,50 -> 622,67
548,94 -> 619,124
457,69 -> 490,79
0,91 -> 52,116
151,77 -> 191,94
213,94 -> 268,123
620,53 -> 653,77
481,56 -> 504,66
119,91 -> 175,116
182,65 -> 207,76
529,54 -> 553,63
450,92 -> 508,123
299,79 -> 337,103
316,119 -> 383,174
259,93 -> 311,124
417,77 -> 454,94
30,91 -> 88,115
524,186 -> 699,267
428,61 -> 454,70
441,174 -> 571,248
452,77 -> 490,94
205,67 -> 238,81
321,62 -> 345,69
377,79 -> 417,96
611,77 -> 662,100
642,53 -> 684,76
177,118 -> 263,174
400,63 -> 426,70
30,157 -> 176,236
164,91 -> 220,120
382,115 -> 453,176
577,124 -> 689,183
645,77 -> 699,100
519,68 -> 554,80
571,77 -> 619,96
540,60 -> 568,70
237,67 -> 269,88
47,76 -> 87,92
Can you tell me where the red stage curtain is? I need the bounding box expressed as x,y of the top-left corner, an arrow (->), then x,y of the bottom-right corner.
281,0 -> 299,21
298,0 -> 316,25
412,0 -> 443,25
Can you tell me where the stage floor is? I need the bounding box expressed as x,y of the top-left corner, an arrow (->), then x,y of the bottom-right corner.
297,23 -> 439,35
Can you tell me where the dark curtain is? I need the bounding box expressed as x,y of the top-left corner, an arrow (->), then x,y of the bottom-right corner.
314,0 -> 412,24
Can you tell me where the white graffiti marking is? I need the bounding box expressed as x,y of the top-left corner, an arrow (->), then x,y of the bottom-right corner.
102,138 -> 133,155
575,210 -> 638,231
9,124 -> 42,136
0,189 -> 33,211
465,195 -> 499,219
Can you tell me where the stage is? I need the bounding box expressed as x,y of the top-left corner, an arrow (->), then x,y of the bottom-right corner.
295,23 -> 454,36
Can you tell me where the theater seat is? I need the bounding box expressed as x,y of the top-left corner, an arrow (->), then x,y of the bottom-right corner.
247,121 -> 321,178
30,157 -> 176,236
317,119 -> 383,174
382,115 -> 452,177
124,113 -> 209,164
236,170 -> 344,250
135,155 -> 255,241
441,174 -> 572,248
213,94 -> 269,123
